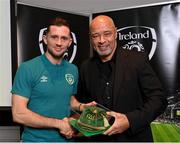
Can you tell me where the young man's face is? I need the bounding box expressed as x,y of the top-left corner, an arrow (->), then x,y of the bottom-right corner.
43,25 -> 72,59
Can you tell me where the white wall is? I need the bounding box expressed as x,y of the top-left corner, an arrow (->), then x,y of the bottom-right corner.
18,0 -> 175,15
0,0 -> 12,106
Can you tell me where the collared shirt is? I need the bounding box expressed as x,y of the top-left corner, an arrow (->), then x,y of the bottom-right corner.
93,52 -> 116,109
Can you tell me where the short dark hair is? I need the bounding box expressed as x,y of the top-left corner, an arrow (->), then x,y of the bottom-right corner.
46,17 -> 71,33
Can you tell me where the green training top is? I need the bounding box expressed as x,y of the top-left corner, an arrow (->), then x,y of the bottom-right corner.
11,54 -> 78,142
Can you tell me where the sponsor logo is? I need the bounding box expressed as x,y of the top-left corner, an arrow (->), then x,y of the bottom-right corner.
65,74 -> 74,85
39,28 -> 77,63
117,26 -> 157,60
40,75 -> 48,82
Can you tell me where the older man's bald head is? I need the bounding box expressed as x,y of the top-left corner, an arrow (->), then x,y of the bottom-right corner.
90,15 -> 116,31
89,15 -> 117,62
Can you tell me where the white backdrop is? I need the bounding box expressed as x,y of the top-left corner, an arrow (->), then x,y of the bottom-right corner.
0,0 -> 12,106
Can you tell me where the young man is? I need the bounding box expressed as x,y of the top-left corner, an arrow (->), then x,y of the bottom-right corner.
11,17 -> 95,142
76,15 -> 167,142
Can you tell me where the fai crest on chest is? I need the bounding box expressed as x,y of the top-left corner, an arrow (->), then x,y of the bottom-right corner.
65,74 -> 74,85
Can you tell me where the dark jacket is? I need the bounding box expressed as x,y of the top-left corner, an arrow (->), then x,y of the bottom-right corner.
76,47 -> 167,142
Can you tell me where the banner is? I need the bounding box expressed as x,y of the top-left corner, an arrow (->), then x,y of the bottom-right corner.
93,2 -> 180,142
16,4 -> 90,68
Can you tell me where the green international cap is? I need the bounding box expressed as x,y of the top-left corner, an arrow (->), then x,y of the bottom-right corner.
70,106 -> 111,137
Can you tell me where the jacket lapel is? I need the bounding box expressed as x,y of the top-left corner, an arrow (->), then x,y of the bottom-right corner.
113,48 -> 129,108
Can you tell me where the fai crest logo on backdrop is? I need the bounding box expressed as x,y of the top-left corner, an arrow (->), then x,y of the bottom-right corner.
117,26 -> 157,60
39,28 -> 77,63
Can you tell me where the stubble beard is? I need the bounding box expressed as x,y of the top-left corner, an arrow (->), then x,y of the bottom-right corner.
97,48 -> 112,57
48,48 -> 65,60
